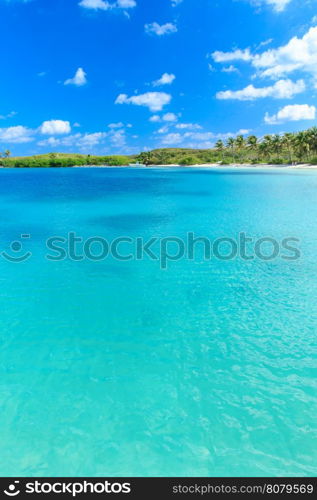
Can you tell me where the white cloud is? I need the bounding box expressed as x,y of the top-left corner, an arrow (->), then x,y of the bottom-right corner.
171,0 -> 183,5
64,68 -> 87,87
115,91 -> 172,111
149,115 -> 161,123
162,112 -> 178,122
79,0 -> 136,10
160,129 -> 251,148
264,104 -> 316,124
150,112 -> 178,122
251,0 -> 292,12
175,123 -> 202,130
109,128 -> 126,148
152,73 -> 176,86
39,120 -> 71,135
117,0 -> 136,7
212,49 -> 253,63
145,22 -> 177,36
0,126 -> 34,144
216,79 -> 305,100
108,122 -> 125,128
38,132 -> 107,149
0,111 -> 17,120
79,132 -> 108,146
156,125 -> 170,134
212,26 -> 317,82
222,65 -> 239,73
79,0 -> 111,9
161,133 -> 183,145
253,26 -> 317,79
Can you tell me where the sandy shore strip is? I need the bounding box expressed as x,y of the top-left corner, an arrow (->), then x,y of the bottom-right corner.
74,163 -> 317,169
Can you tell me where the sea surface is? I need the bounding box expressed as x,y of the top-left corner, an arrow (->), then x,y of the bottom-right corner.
0,167 -> 316,477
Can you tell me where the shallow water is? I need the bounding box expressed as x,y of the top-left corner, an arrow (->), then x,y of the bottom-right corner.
0,167 -> 316,477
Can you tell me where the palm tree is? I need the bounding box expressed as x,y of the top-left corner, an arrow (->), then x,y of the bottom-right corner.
272,134 -> 282,158
137,152 -> 153,166
307,127 -> 317,157
226,137 -> 235,163
261,135 -> 273,162
247,135 -> 258,162
235,135 -> 246,162
215,139 -> 224,161
4,150 -> 11,158
294,131 -> 309,161
282,133 -> 294,164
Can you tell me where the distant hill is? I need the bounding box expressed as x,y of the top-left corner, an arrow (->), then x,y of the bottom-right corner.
0,153 -> 134,168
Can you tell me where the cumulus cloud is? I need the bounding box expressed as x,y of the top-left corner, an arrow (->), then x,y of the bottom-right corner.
0,125 -> 34,144
222,65 -> 239,73
109,128 -> 126,148
38,132 -> 107,149
216,79 -> 305,100
145,22 -> 177,36
149,115 -> 161,123
250,0 -> 292,12
212,26 -> 317,82
108,122 -> 125,128
162,112 -> 177,122
150,112 -> 178,122
39,120 -> 71,135
0,126 -> 34,144
212,49 -> 253,63
117,0 -> 136,6
175,123 -> 202,130
115,91 -> 172,111
64,68 -> 87,87
160,129 -> 250,148
161,133 -> 183,145
264,104 -> 316,124
79,0 -> 136,10
152,73 -> 176,86
79,0 -> 111,9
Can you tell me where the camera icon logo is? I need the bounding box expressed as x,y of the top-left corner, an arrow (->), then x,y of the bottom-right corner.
1,234 -> 32,263
4,481 -> 20,496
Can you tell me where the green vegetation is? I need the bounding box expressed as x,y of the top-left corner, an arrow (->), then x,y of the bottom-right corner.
136,128 -> 317,166
0,152 -> 132,168
1,128 -> 317,168
137,148 -> 218,166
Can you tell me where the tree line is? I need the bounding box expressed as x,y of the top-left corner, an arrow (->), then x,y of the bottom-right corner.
137,127 -> 317,166
2,127 -> 317,167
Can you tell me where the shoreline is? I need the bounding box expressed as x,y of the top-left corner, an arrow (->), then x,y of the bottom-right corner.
73,163 -> 317,170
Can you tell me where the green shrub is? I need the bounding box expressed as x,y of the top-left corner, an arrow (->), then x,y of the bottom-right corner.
179,156 -> 197,165
270,158 -> 285,165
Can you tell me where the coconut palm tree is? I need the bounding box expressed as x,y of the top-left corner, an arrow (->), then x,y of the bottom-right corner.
282,133 -> 295,164
294,131 -> 309,161
226,137 -> 235,163
235,135 -> 246,162
307,127 -> 317,157
261,135 -> 273,163
247,135 -> 258,162
272,134 -> 282,158
215,139 -> 225,161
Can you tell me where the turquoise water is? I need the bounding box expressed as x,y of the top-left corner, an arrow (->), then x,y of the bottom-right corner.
0,167 -> 317,477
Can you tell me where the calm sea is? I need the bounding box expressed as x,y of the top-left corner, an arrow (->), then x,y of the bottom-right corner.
0,167 -> 316,476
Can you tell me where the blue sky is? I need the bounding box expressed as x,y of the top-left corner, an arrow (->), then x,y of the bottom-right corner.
0,0 -> 317,155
